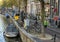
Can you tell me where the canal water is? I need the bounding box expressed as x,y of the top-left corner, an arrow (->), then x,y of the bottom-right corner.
0,15 -> 7,42
0,14 -> 21,42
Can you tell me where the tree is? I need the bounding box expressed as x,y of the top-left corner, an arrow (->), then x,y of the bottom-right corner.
0,0 -> 3,6
2,0 -> 18,7
18,0 -> 21,13
24,0 -> 27,13
39,0 -> 46,37
1,0 -> 7,7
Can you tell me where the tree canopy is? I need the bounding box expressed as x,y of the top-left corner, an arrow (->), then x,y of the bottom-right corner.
2,0 -> 19,7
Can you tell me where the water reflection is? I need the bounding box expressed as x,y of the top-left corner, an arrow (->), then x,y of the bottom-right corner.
0,15 -> 6,42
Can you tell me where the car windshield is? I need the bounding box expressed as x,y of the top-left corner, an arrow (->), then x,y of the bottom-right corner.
6,24 -> 18,32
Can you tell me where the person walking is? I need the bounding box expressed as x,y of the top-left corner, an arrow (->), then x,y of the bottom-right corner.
20,10 -> 24,22
43,19 -> 49,28
58,20 -> 60,28
24,17 -> 30,30
14,13 -> 19,21
5,12 -> 10,19
12,10 -> 15,17
5,11 -> 10,24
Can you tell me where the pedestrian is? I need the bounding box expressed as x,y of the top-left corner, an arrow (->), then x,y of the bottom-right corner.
58,20 -> 60,28
5,12 -> 10,19
5,11 -> 10,24
24,17 -> 30,30
14,13 -> 19,21
53,20 -> 58,28
20,10 -> 24,22
43,19 -> 49,28
12,10 -> 15,17
35,17 -> 38,24
55,20 -> 57,26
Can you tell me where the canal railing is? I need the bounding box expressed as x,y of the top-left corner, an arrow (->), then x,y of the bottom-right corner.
8,13 -> 42,42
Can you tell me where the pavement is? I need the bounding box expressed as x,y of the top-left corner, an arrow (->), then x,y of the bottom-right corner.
32,34 -> 60,42
46,27 -> 60,38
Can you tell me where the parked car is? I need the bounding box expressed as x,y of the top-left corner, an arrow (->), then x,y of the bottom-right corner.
3,24 -> 19,37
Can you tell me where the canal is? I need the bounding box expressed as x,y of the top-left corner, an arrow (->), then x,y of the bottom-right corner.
0,14 -> 21,42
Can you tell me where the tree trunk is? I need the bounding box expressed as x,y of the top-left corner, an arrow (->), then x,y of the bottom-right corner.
19,0 -> 20,13
40,0 -> 46,37
24,0 -> 27,13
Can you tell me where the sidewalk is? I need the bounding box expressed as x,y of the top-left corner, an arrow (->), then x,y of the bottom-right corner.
47,27 -> 60,34
32,34 -> 60,42
46,27 -> 60,38
15,18 -> 60,42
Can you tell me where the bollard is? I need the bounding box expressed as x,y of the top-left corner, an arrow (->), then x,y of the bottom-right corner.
54,34 -> 56,42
